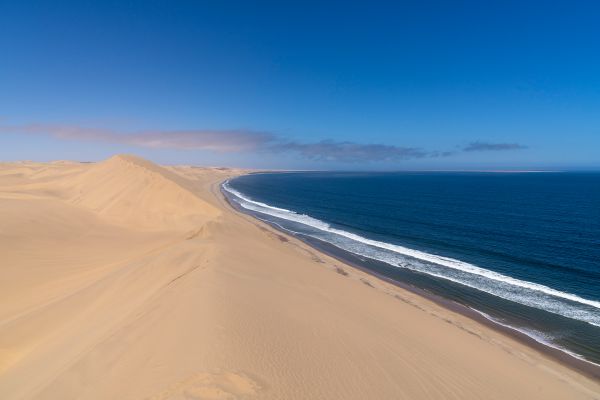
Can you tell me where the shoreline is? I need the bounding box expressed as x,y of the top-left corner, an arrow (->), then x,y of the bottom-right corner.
303,236 -> 600,381
3,156 -> 600,399
219,177 -> 600,382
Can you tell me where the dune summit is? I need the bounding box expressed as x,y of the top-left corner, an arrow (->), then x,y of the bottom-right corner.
64,154 -> 221,230
0,155 -> 599,399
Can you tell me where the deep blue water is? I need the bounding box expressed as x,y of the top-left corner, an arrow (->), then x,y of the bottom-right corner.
224,172 -> 600,364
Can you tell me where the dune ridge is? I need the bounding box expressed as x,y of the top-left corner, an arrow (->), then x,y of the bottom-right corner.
0,155 -> 599,399
63,154 -> 220,230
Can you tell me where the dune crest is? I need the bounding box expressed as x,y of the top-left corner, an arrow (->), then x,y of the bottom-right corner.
64,154 -> 220,230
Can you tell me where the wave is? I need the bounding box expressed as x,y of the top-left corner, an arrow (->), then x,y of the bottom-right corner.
470,309 -> 600,368
222,181 -> 600,327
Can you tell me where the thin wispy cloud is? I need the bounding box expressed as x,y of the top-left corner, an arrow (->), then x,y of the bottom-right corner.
463,141 -> 527,152
1,123 -> 527,162
0,123 -> 431,162
0,124 -> 274,152
273,140 -> 428,162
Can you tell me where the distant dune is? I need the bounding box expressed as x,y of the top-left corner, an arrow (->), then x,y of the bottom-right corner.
0,155 -> 598,399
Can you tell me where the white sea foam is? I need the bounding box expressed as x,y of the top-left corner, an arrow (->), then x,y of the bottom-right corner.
471,309 -> 600,367
223,181 -> 600,327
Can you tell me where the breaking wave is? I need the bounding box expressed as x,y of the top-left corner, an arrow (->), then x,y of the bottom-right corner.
223,181 -> 600,327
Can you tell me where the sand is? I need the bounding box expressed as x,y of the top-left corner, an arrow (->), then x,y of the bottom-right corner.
0,154 -> 599,399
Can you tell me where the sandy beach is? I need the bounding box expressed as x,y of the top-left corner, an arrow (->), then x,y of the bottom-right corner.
1,154 -> 599,400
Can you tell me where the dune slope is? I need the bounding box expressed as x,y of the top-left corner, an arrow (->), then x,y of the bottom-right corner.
64,154 -> 220,230
0,155 -> 599,400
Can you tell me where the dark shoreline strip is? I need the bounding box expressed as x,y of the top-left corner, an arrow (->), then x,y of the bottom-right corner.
220,183 -> 600,382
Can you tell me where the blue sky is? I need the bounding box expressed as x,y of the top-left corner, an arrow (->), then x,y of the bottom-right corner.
1,1 -> 599,169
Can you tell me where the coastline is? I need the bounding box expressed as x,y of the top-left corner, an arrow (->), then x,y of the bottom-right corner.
2,156 -> 599,399
296,236 -> 600,380
220,174 -> 600,382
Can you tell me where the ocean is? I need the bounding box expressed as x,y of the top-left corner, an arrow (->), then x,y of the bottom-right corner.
222,171 -> 600,365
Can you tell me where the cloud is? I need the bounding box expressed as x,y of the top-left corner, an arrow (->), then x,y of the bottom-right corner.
273,140 -> 428,162
2,122 -> 526,163
0,123 -> 273,152
463,141 -> 527,152
1,122 -> 435,162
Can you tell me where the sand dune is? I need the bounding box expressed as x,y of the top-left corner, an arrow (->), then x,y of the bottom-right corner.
0,155 -> 599,399
63,154 -> 221,230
